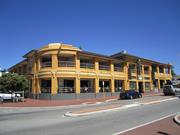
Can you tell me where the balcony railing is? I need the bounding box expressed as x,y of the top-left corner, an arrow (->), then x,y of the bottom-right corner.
58,87 -> 75,93
80,87 -> 94,93
41,87 -> 51,93
99,87 -> 110,92
144,70 -> 150,74
114,67 -> 124,72
99,65 -> 110,71
41,62 -> 52,68
129,69 -> 136,73
80,63 -> 95,69
58,61 -> 75,67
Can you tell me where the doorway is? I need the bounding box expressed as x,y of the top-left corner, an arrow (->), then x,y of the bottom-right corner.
138,82 -> 143,93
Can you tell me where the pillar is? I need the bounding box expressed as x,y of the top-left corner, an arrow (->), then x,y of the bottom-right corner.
95,78 -> 99,93
75,77 -> 80,94
51,77 -> 58,94
52,54 -> 58,69
111,79 -> 115,93
158,79 -> 160,90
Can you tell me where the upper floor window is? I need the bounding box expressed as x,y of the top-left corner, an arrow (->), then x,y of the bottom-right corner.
41,56 -> 52,68
99,61 -> 110,71
114,63 -> 124,72
58,56 -> 75,67
129,64 -> 136,73
159,66 -> 164,73
165,67 -> 170,74
80,58 -> 94,69
144,66 -> 150,74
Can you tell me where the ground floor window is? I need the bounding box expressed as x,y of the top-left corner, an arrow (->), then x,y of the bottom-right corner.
99,80 -> 110,92
80,79 -> 94,93
129,81 -> 136,90
145,82 -> 151,91
41,79 -> 51,93
115,80 -> 123,92
58,79 -> 75,93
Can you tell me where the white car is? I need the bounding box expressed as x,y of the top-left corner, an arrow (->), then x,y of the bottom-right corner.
0,93 -> 21,100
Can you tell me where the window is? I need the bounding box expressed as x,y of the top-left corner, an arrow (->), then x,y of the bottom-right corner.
145,82 -> 150,90
114,63 -> 124,72
130,81 -> 136,90
41,56 -> 52,68
41,79 -> 51,93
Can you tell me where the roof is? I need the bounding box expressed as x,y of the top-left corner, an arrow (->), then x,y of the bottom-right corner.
111,52 -> 171,67
79,51 -> 123,63
8,59 -> 27,71
23,50 -> 37,58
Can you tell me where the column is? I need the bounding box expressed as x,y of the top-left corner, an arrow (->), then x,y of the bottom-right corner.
51,77 -> 58,94
52,54 -> 58,69
158,79 -> 160,90
75,77 -> 80,94
75,54 -> 80,70
95,78 -> 99,93
110,79 -> 115,93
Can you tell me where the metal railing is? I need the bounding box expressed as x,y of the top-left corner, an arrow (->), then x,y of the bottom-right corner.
80,63 -> 95,69
144,70 -> 150,74
41,87 -> 51,93
58,87 -> 75,93
99,65 -> 110,71
80,87 -> 94,93
99,87 -> 110,92
41,62 -> 52,68
114,67 -> 124,72
129,69 -> 136,73
58,61 -> 75,67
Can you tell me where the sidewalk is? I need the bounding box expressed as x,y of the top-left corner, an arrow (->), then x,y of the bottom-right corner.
0,91 -> 162,107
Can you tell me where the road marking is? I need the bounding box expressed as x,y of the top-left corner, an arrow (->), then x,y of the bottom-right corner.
143,97 -> 178,105
113,112 -> 180,135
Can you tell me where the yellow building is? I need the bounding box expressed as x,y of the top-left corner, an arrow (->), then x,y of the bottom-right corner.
9,43 -> 172,99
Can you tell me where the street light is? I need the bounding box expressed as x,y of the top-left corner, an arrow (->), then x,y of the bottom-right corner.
102,81 -> 105,99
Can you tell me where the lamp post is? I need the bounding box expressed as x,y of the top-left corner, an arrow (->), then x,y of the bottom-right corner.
102,81 -> 105,99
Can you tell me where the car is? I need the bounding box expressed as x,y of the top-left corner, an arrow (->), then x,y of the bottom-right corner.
119,90 -> 142,99
163,84 -> 180,96
0,92 -> 21,102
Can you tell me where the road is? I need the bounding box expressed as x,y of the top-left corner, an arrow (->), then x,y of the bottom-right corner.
0,96 -> 179,135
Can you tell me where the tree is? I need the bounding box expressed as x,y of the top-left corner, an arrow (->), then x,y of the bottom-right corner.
171,66 -> 176,77
0,73 -> 29,94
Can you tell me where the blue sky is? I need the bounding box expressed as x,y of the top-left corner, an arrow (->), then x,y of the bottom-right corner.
0,0 -> 180,74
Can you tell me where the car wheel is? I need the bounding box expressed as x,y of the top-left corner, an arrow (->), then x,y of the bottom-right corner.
130,95 -> 133,100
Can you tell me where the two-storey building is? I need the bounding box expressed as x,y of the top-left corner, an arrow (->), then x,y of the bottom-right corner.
9,43 -> 172,99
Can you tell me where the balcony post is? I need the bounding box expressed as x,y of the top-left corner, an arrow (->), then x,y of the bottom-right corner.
52,54 -> 58,69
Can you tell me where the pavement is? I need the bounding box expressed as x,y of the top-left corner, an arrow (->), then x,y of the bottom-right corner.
115,114 -> 180,135
0,91 -> 163,107
0,97 -> 179,135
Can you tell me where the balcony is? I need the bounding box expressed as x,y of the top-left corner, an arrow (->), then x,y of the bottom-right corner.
41,61 -> 52,68
144,70 -> 150,75
58,61 -> 75,67
80,63 -> 94,69
129,69 -> 136,73
99,65 -> 110,71
114,67 -> 124,72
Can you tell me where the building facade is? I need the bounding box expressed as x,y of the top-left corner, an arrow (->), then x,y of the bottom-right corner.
9,43 -> 172,99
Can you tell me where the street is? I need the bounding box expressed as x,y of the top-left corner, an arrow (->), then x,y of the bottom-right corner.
0,96 -> 179,135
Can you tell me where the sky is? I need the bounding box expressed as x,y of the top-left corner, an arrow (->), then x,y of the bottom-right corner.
0,0 -> 180,74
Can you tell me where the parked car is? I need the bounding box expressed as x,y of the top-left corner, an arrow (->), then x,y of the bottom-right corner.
163,84 -> 180,96
0,91 -> 21,102
119,90 -> 142,99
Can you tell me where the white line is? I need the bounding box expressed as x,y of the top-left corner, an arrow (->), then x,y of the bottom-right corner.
113,112 -> 180,135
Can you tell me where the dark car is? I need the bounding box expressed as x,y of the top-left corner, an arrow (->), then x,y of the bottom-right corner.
119,90 -> 142,99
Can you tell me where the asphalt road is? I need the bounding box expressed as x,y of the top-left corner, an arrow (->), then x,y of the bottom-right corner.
0,97 -> 179,135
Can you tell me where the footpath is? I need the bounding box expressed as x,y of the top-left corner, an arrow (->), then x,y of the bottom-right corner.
0,91 -> 162,107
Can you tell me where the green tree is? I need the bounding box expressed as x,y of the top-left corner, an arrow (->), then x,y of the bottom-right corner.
0,73 -> 29,94
171,66 -> 176,77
